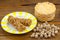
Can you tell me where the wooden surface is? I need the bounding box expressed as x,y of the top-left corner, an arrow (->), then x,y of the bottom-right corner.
0,0 -> 60,40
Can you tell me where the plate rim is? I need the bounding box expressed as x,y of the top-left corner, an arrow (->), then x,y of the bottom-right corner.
1,11 -> 37,34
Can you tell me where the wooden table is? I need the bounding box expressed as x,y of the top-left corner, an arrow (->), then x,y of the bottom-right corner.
0,0 -> 60,40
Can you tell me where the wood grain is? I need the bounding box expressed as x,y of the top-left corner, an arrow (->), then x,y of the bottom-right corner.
0,0 -> 60,40
0,0 -> 60,6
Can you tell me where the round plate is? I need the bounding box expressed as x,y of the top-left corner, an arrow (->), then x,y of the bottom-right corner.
1,12 -> 37,34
